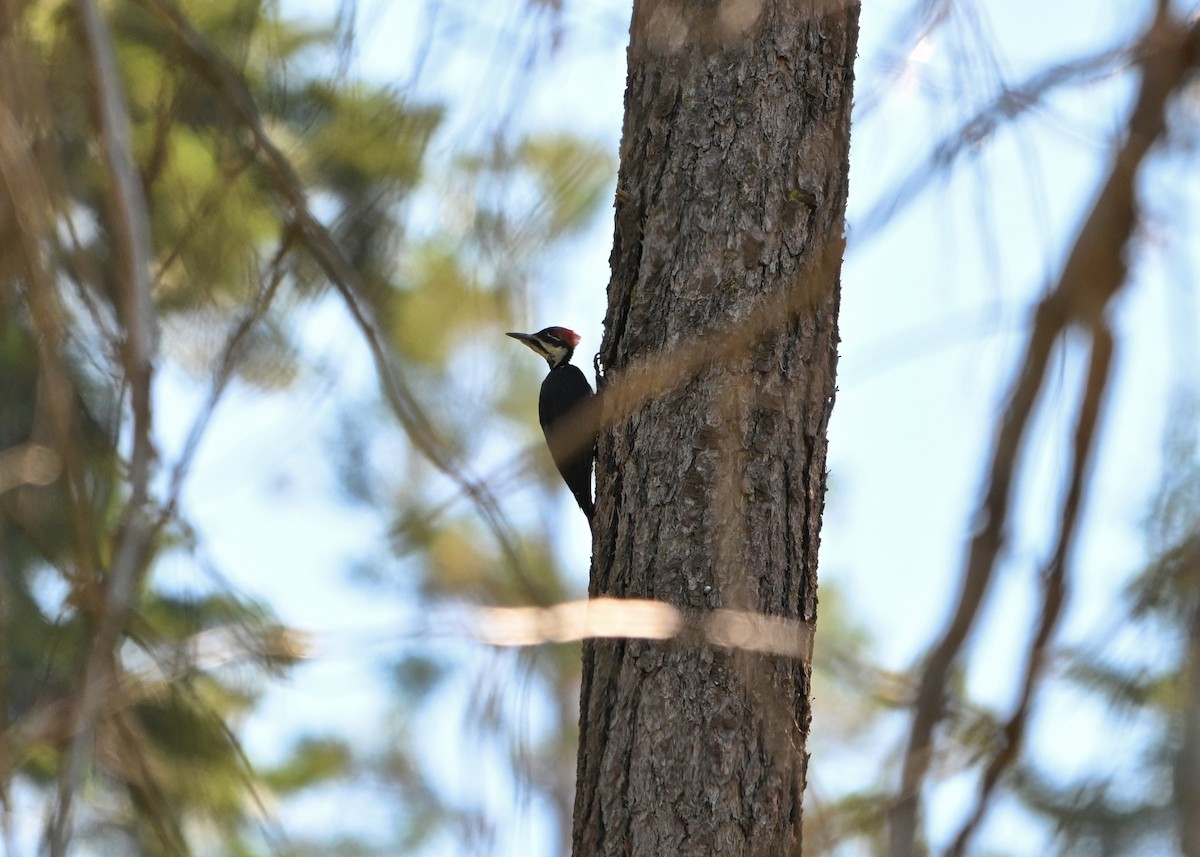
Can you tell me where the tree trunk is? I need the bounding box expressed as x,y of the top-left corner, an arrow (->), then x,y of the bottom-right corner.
571,1 -> 858,854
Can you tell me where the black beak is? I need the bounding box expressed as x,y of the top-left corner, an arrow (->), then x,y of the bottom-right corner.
506,331 -> 537,344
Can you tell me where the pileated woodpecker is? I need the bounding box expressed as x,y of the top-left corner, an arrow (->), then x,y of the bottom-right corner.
507,326 -> 596,521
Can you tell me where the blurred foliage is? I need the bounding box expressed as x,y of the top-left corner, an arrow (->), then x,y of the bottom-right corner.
262,736 -> 354,793
1,0 -> 613,853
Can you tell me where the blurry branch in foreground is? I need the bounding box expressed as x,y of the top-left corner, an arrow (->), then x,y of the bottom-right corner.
889,9 -> 1200,857
473,598 -> 814,661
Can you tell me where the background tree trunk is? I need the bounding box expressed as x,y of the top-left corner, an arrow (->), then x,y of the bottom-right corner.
572,1 -> 859,854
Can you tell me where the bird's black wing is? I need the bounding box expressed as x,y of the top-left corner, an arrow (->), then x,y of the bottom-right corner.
538,364 -> 596,520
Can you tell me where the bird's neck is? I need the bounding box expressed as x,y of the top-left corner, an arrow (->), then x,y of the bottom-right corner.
547,351 -> 574,370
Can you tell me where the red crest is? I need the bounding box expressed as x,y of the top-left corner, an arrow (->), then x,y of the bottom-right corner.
546,326 -> 581,348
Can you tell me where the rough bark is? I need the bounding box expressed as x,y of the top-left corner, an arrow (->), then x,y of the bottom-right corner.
571,1 -> 859,855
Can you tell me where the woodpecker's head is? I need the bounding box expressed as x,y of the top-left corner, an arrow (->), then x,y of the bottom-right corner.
506,326 -> 581,369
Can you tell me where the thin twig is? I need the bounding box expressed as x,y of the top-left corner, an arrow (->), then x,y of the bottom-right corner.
854,41 -> 1135,246
49,0 -> 159,853
158,233 -> 294,524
